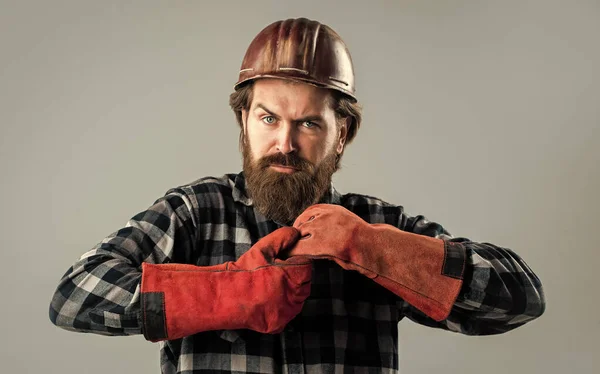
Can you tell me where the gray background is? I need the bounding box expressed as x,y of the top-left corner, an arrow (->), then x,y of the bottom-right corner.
1,0 -> 598,373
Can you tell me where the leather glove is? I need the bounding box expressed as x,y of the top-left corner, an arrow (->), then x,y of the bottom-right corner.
140,226 -> 312,342
283,204 -> 466,321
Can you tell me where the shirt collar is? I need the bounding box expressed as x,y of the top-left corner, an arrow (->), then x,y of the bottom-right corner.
231,171 -> 342,207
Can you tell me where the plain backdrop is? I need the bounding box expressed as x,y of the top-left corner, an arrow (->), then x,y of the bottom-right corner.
1,0 -> 598,373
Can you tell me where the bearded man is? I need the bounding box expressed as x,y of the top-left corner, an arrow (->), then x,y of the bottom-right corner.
50,18 -> 545,374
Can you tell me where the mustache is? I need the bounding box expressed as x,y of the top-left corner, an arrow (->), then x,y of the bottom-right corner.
258,152 -> 314,172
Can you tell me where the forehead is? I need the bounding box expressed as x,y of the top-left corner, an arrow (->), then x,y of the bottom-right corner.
250,78 -> 334,114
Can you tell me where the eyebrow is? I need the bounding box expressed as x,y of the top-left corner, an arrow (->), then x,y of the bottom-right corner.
254,103 -> 325,123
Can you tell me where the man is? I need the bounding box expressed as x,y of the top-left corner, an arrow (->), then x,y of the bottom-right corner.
49,18 -> 545,373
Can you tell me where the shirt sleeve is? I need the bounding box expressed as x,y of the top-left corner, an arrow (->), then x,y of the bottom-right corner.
397,214 -> 546,335
48,188 -> 198,336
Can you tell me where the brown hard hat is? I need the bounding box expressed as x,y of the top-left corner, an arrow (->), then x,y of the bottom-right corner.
234,18 -> 357,102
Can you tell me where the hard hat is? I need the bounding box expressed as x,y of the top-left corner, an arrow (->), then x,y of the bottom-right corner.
234,18 -> 357,102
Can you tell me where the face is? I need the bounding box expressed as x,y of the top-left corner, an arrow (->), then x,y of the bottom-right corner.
241,78 -> 348,224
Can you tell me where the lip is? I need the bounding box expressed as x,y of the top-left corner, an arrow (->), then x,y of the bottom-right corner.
270,164 -> 298,174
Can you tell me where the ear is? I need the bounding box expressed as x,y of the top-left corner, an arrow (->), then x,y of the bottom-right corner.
336,117 -> 350,154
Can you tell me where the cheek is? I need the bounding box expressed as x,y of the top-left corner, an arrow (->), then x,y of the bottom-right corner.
246,124 -> 271,157
297,138 -> 328,164
320,130 -> 339,152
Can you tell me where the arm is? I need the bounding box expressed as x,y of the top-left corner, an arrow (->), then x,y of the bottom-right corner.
49,188 -> 312,341
286,204 -> 545,335
49,188 -> 198,336
398,214 -> 546,335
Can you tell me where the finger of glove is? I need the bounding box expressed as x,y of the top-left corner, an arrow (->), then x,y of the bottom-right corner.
285,253 -> 378,280
235,226 -> 300,268
294,204 -> 361,228
293,205 -> 324,229
280,229 -> 334,259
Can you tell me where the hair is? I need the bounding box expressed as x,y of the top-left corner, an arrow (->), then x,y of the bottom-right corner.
229,80 -> 363,170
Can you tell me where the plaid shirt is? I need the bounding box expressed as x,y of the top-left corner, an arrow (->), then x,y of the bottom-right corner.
49,172 -> 545,373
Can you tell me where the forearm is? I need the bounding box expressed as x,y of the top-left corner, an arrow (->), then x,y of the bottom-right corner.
449,240 -> 546,334
49,246 -> 143,336
49,190 -> 198,336
400,240 -> 545,335
399,214 -> 545,335
140,227 -> 311,342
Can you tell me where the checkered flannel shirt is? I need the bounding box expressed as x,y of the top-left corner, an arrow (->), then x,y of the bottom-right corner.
49,172 -> 545,373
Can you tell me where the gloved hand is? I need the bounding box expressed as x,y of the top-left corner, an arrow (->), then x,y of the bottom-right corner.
283,204 -> 466,321
141,226 -> 312,342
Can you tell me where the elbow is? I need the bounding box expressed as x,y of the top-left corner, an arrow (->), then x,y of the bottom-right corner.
48,288 -> 74,331
48,299 -> 59,327
497,279 -> 546,332
49,266 -> 76,330
48,274 -> 85,332
515,272 -> 546,323
528,282 -> 546,320
496,258 -> 547,325
48,292 -> 95,333
48,303 -> 67,330
470,279 -> 546,335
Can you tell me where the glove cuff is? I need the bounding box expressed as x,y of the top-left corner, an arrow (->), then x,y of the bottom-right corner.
361,225 -> 467,321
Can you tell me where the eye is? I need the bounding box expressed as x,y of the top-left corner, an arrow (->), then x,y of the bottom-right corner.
262,116 -> 276,124
302,121 -> 319,129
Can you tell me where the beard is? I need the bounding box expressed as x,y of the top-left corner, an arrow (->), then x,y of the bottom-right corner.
242,138 -> 338,225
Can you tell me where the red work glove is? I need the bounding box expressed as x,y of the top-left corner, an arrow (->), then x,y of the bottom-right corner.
284,204 -> 466,321
140,226 -> 312,342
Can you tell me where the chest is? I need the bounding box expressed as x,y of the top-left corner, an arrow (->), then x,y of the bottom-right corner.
191,203 -> 399,317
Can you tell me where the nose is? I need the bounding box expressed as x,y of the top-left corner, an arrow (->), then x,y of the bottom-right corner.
275,123 -> 297,154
